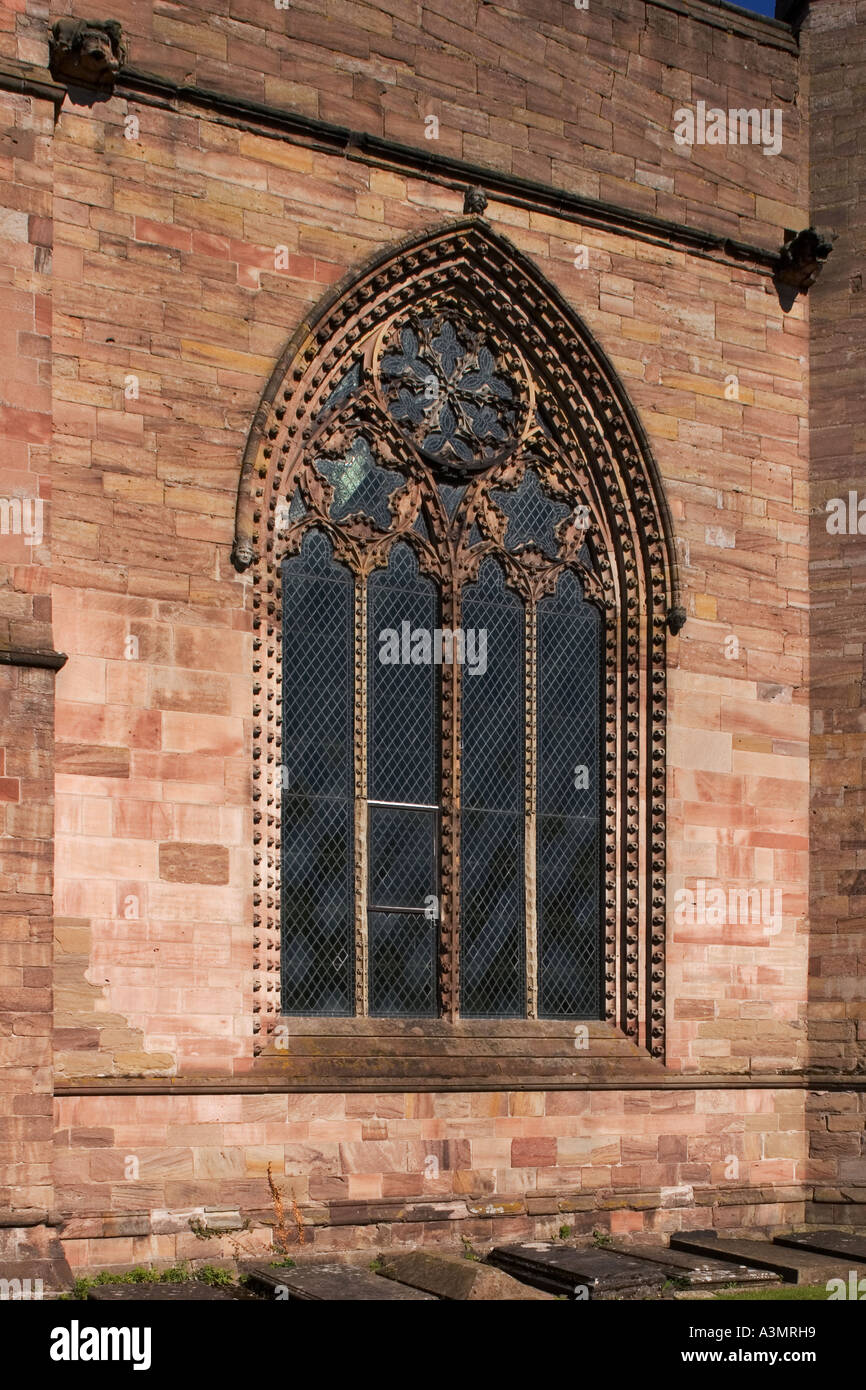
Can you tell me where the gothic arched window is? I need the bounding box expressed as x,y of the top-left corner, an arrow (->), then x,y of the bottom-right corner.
235,220 -> 680,1066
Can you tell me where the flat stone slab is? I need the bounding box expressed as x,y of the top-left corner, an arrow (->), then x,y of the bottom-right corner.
488,1242 -> 665,1300
380,1250 -> 554,1300
609,1242 -> 779,1288
245,1262 -> 436,1301
774,1230 -> 866,1264
670,1235 -> 858,1286
88,1282 -> 241,1300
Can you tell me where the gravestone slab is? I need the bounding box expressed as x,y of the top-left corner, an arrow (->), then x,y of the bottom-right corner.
670,1235 -> 856,1285
488,1242 -> 665,1299
245,1262 -> 436,1300
609,1242 -> 779,1288
774,1230 -> 866,1264
88,1282 -> 241,1300
380,1251 -> 554,1300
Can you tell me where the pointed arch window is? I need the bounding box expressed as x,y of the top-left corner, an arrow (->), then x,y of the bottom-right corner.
237,220 -> 679,1064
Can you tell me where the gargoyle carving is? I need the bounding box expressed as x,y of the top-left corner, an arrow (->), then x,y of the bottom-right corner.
666,605 -> 687,635
775,226 -> 836,295
50,19 -> 127,90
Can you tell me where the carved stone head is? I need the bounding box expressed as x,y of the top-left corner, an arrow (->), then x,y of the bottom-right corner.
50,19 -> 127,90
463,187 -> 489,216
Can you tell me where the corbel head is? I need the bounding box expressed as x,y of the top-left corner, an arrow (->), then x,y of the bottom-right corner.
50,18 -> 127,91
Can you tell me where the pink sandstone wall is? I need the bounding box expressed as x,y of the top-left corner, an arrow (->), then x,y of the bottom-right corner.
41,0 -> 816,1264
0,68 -> 64,1278
48,6 -> 810,1083
803,0 -> 866,1225
3,0 -> 858,1271
55,1088 -> 805,1268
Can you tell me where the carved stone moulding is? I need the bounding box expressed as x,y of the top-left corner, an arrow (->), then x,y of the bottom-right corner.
234,216 -> 683,1062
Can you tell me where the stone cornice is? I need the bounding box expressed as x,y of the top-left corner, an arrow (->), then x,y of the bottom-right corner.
0,44 -> 802,278
55,1073 -> 866,1095
0,53 -> 66,109
652,0 -> 799,49
115,64 -> 788,278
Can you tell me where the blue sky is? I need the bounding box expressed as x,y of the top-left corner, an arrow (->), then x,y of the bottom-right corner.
730,0 -> 779,15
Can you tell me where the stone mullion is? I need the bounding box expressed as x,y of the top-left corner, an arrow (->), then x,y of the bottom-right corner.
441,583 -> 461,1021
525,599 -> 538,1020
648,583 -> 668,1059
251,567 -> 269,1052
268,574 -> 283,1033
354,576 -> 369,1018
601,589 -> 619,1027
621,602 -> 641,1042
619,454 -> 669,1059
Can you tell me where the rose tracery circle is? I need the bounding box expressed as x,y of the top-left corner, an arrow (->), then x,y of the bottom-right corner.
374,306 -> 532,479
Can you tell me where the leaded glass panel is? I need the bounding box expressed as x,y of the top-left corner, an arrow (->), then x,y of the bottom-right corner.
368,912 -> 437,1017
460,559 -> 525,1017
367,543 -> 440,1015
537,570 -> 602,1018
369,805 -> 436,910
280,531 -> 354,1015
367,543 -> 440,807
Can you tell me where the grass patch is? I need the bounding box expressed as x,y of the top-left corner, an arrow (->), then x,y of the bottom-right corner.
715,1283 -> 832,1301
65,1263 -> 234,1300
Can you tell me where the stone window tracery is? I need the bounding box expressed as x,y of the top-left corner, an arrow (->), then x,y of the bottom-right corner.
235,219 -> 680,1061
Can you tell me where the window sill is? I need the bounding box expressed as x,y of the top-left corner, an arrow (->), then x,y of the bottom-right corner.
252,1017 -> 667,1089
